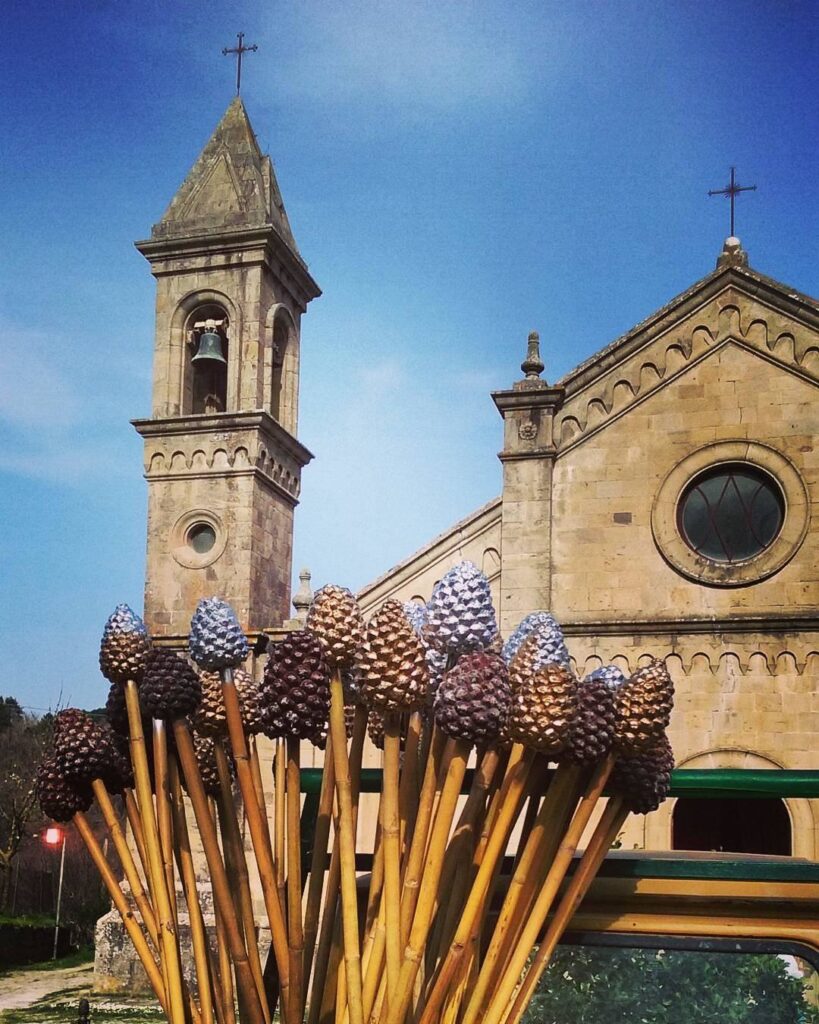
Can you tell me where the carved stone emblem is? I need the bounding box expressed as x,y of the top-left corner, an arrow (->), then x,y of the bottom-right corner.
518,419 -> 537,441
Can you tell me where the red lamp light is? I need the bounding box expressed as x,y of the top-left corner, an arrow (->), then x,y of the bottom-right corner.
44,827 -> 63,846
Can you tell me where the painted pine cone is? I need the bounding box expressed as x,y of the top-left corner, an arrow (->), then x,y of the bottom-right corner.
140,648 -> 202,721
189,597 -> 249,671
306,585 -> 366,670
367,707 -> 386,749
101,728 -> 134,794
36,757 -> 92,822
614,658 -> 674,755
261,630 -> 330,741
423,561 -> 498,656
235,668 -> 264,736
507,623 -> 570,692
99,604 -> 151,686
403,601 -> 428,636
502,611 -> 569,667
434,651 -> 510,745
359,600 -> 428,713
104,684 -> 131,736
611,733 -> 675,814
507,662 -> 578,755
191,735 -> 230,798
53,709 -> 115,783
194,670 -> 227,737
586,664 -> 627,690
565,674 -> 617,765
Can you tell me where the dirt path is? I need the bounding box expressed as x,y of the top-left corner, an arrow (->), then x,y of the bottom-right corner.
0,961 -> 93,1011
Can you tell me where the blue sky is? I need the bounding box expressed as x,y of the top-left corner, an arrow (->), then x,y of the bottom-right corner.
1,1 -> 817,711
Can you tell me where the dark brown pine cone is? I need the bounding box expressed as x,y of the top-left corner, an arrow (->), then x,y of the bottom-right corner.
140,648 -> 202,721
235,667 -> 264,736
507,662 -> 578,755
261,630 -> 331,741
367,707 -> 385,749
53,709 -> 116,783
101,727 -> 134,794
611,733 -> 675,813
99,604 -> 151,686
358,600 -> 429,714
434,652 -> 510,746
105,684 -> 130,736
614,658 -> 674,755
306,585 -> 366,670
565,675 -> 617,765
190,735 -> 230,798
194,670 -> 227,737
36,757 -> 92,822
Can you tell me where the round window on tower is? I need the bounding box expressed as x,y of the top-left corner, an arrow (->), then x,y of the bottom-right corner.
172,510 -> 227,569
187,522 -> 217,554
677,464 -> 784,563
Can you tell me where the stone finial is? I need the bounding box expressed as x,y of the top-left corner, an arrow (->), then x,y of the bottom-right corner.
521,331 -> 545,381
292,568 -> 313,622
716,236 -> 749,269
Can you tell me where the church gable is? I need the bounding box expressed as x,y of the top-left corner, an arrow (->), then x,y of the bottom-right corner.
556,266 -> 819,453
550,340 -> 819,625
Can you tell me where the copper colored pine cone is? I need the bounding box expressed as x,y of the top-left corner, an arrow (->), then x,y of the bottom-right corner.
36,757 -> 93,823
234,667 -> 264,736
194,670 -> 227,738
99,604 -> 151,687
434,651 -> 510,746
261,630 -> 331,742
611,733 -> 675,814
507,662 -> 578,755
306,584 -> 366,670
614,658 -> 674,755
359,600 -> 429,714
565,674 -> 617,766
53,709 -> 116,784
191,735 -> 231,798
140,648 -> 202,721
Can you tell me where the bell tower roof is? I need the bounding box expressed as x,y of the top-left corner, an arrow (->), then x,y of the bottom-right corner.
150,97 -> 298,253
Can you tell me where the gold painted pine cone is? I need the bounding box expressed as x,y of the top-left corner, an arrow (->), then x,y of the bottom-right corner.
306,584 -> 366,670
194,670 -> 227,737
359,599 -> 429,713
507,662 -> 578,755
614,658 -> 674,755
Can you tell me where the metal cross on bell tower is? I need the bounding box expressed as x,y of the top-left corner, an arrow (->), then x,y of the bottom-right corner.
708,166 -> 757,237
222,32 -> 258,95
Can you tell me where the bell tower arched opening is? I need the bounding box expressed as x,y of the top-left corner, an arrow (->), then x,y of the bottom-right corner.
185,303 -> 229,415
271,312 -> 289,423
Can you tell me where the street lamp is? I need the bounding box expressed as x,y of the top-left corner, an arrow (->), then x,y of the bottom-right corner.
44,826 -> 66,960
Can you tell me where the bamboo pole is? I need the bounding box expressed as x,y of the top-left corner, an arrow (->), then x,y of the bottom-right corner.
123,681 -> 187,1024
173,720 -> 267,1024
152,721 -> 177,926
460,761 -> 587,1024
249,734 -> 273,849
397,712 -> 422,852
91,781 -> 159,945
219,668 -> 294,1024
503,796 -> 629,1024
210,796 -> 238,1024
381,713 -> 402,1001
287,735 -> 305,1017
73,811 -> 168,1014
275,739 -> 287,915
328,671 -> 364,1024
481,754 -> 616,1024
417,744 -> 533,1024
213,741 -> 270,1024
303,729 -> 336,1005
168,762 -> 217,1024
387,737 -> 472,1024
124,788 -> 151,894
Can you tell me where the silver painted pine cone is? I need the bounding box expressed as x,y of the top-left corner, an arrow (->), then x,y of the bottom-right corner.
189,597 -> 249,671
423,561 -> 498,656
99,604 -> 151,686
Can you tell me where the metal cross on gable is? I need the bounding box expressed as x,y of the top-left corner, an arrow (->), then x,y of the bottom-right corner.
708,166 -> 757,237
222,32 -> 258,95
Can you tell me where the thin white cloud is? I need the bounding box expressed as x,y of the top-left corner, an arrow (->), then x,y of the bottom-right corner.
0,326 -> 83,430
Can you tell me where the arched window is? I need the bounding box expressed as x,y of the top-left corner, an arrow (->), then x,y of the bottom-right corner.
672,797 -> 791,855
186,303 -> 229,415
271,313 -> 289,422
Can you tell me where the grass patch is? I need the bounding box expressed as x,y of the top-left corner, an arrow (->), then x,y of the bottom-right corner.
0,947 -> 93,978
0,914 -> 55,928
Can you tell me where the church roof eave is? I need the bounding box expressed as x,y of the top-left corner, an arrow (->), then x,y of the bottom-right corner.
556,262 -> 819,399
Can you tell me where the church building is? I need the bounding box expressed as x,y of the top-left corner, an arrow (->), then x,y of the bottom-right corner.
134,98 -> 819,866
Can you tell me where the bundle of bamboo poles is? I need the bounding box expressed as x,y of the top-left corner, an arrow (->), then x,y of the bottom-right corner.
35,561 -> 675,1024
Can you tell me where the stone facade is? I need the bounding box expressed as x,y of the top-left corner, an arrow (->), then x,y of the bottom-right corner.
359,238 -> 819,857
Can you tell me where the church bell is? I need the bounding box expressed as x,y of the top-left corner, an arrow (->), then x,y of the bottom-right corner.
192,328 -> 227,366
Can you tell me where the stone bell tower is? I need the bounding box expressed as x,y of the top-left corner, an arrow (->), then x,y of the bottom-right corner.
133,98 -> 320,640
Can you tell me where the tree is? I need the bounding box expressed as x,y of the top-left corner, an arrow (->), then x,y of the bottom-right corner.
0,702 -> 52,907
524,945 -> 819,1024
